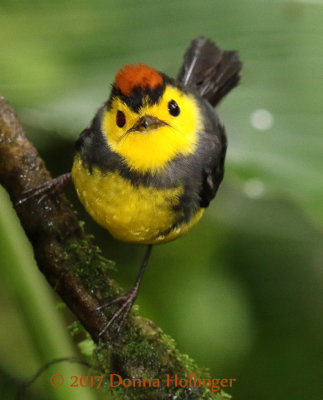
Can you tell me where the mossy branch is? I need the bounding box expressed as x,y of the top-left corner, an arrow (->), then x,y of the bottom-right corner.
0,94 -> 231,400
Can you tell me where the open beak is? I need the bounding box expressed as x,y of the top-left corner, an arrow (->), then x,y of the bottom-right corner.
128,115 -> 168,133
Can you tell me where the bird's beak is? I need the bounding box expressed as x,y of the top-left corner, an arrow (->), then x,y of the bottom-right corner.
128,115 -> 167,133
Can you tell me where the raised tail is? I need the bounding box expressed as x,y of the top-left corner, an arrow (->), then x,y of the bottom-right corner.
177,37 -> 242,107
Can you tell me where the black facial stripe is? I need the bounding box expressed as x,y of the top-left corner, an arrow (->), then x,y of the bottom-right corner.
106,74 -> 190,114
108,84 -> 166,113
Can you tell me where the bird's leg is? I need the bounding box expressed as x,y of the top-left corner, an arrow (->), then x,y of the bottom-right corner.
97,244 -> 153,337
15,173 -> 72,207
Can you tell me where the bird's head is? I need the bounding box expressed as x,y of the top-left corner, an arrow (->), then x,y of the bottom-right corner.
101,64 -> 202,173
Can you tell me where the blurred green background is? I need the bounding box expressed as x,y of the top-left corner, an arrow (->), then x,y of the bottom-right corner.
1,0 -> 322,399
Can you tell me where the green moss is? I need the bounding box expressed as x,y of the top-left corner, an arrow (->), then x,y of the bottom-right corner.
64,235 -> 116,296
60,226 -> 231,399
89,317 -> 229,400
78,338 -> 96,357
68,320 -> 84,337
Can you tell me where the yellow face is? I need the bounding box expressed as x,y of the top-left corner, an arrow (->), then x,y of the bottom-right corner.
101,85 -> 202,173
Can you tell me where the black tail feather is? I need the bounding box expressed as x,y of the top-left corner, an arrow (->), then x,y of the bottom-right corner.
177,37 -> 242,107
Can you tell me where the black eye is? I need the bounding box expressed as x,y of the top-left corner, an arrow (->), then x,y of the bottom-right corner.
116,110 -> 126,127
168,100 -> 180,116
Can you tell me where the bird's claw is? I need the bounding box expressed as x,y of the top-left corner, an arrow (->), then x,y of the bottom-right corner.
15,183 -> 51,207
15,173 -> 72,207
97,289 -> 138,338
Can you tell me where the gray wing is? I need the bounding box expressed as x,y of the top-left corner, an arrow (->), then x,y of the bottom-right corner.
177,37 -> 241,207
198,103 -> 227,208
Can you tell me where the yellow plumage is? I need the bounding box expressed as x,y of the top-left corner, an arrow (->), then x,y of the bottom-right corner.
72,155 -> 204,244
102,85 -> 201,172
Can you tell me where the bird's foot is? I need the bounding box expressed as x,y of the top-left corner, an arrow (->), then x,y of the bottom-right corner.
97,288 -> 138,338
15,173 -> 72,207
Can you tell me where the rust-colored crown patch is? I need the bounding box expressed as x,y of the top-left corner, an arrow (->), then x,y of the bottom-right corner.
115,64 -> 164,96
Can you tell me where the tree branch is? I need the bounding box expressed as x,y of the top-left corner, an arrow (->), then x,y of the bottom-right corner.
0,95 -> 230,400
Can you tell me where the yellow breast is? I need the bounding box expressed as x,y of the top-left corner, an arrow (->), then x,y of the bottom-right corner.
72,156 -> 204,244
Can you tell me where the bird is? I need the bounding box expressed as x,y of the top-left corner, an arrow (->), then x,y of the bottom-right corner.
17,37 -> 242,335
